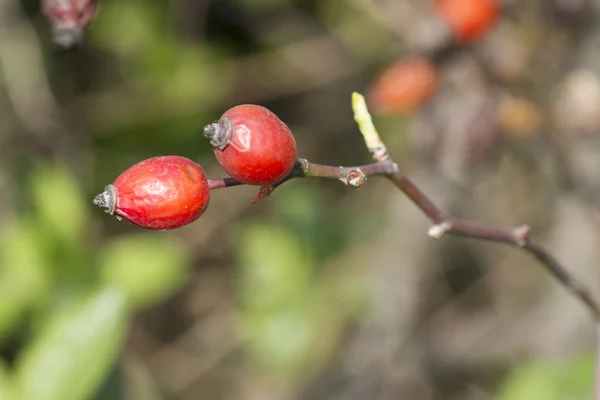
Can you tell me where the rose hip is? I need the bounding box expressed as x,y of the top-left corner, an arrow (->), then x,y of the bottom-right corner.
93,156 -> 210,230
369,57 -> 439,115
435,0 -> 499,43
203,104 -> 297,186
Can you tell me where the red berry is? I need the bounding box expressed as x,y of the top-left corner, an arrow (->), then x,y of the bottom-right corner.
368,57 -> 439,115
93,156 -> 210,230
203,105 -> 297,186
435,0 -> 499,42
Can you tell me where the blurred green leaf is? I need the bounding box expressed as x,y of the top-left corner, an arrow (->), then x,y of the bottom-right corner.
500,362 -> 557,400
93,363 -> 123,400
272,185 -> 352,262
158,45 -> 231,107
0,360 -> 15,400
0,219 -> 52,343
16,287 -> 128,400
238,223 -> 312,309
90,2 -> 161,55
30,164 -> 87,246
557,353 -> 595,396
237,223 -> 345,375
317,1 -> 393,59
500,354 -> 594,400
238,299 -> 320,373
99,235 -> 188,309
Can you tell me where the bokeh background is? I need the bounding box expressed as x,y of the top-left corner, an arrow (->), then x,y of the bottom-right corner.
1,0 -> 600,399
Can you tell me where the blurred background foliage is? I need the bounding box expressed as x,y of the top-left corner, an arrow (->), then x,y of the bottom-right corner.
0,0 -> 599,399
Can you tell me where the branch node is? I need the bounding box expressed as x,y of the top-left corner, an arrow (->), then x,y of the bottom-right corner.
428,221 -> 452,239
296,158 -> 309,174
512,225 -> 531,247
370,147 -> 389,162
340,168 -> 367,187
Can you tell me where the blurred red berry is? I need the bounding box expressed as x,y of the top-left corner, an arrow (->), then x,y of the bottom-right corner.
42,0 -> 99,48
435,0 -> 499,42
93,156 -> 210,230
368,58 -> 439,115
204,105 -> 297,186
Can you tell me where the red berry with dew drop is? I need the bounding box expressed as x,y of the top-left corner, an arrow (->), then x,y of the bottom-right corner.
93,156 -> 210,230
203,104 -> 297,186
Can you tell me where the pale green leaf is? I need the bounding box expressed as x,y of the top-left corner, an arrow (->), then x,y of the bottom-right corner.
0,361 -> 15,400
500,363 -> 557,400
500,354 -> 594,400
16,287 -> 128,400
30,164 -> 87,245
99,235 -> 188,309
90,2 -> 161,54
238,224 -> 312,309
0,219 -> 52,343
238,300 -> 320,373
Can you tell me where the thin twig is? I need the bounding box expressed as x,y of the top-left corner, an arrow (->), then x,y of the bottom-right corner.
386,170 -> 600,320
301,159 -> 398,184
207,158 -> 398,192
207,177 -> 245,190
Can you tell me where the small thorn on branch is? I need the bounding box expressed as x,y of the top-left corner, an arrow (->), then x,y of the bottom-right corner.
340,168 -> 367,187
251,185 -> 275,204
428,221 -> 452,239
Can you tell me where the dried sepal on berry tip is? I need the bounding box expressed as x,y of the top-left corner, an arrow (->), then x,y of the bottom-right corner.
203,118 -> 233,150
93,184 -> 117,215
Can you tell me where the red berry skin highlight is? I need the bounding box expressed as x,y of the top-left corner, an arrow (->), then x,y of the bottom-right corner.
204,105 -> 297,186
94,156 -> 210,230
436,0 -> 499,42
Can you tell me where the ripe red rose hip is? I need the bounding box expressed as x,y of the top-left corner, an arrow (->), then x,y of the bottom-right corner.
368,57 -> 439,115
203,104 -> 297,185
93,156 -> 210,230
435,0 -> 499,42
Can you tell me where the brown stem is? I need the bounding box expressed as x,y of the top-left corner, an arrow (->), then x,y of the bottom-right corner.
208,158 -> 398,191
207,177 -> 244,190
301,158 -> 398,184
524,239 -> 600,319
386,170 -> 600,321
207,157 -> 600,322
